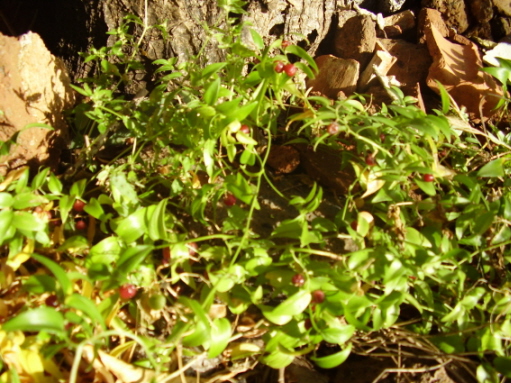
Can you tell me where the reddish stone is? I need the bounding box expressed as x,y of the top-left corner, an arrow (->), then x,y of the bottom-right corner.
306,55 -> 359,99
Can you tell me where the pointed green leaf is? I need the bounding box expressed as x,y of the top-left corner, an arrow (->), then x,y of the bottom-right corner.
478,158 -> 504,177
262,290 -> 311,325
31,254 -> 72,296
208,318 -> 232,358
310,344 -> 352,369
2,307 -> 65,335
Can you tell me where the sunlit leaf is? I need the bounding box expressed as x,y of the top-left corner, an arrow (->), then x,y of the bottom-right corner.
2,307 -> 65,335
310,344 -> 352,369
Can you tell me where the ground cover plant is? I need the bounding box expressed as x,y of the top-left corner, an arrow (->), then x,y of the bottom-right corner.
1,0 -> 511,381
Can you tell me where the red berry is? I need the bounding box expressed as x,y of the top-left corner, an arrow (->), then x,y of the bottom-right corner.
350,220 -> 358,231
240,124 -> 250,134
327,122 -> 339,135
304,318 -> 312,330
282,40 -> 291,48
162,247 -> 171,262
274,61 -> 285,73
291,274 -> 305,287
75,219 -> 87,231
311,290 -> 325,304
187,242 -> 198,256
45,295 -> 59,307
283,63 -> 297,77
119,284 -> 137,300
365,154 -> 376,166
223,193 -> 237,207
73,199 -> 86,213
423,174 -> 434,182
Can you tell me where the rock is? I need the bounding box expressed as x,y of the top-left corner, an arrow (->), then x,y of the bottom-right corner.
267,145 -> 301,174
421,0 -> 470,33
358,42 -> 396,92
381,10 -> 416,38
0,31 -> 74,175
334,14 -> 377,71
306,55 -> 360,99
418,7 -> 451,44
470,0 -> 494,23
491,17 -> 511,40
423,13 -> 502,121
379,39 -> 432,101
493,0 -> 511,17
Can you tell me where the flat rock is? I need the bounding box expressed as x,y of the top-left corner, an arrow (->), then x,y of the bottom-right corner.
379,38 -> 432,100
334,14 -> 376,71
423,13 -> 502,121
381,10 -> 416,38
421,0 -> 470,33
306,55 -> 360,99
0,31 -> 74,174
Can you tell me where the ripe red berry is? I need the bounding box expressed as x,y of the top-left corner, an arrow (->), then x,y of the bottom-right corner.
423,174 -> 434,182
75,219 -> 87,231
45,295 -> 59,307
162,247 -> 171,263
291,274 -> 305,287
274,61 -> 285,73
365,153 -> 376,166
312,290 -> 325,304
283,63 -> 297,77
282,40 -> 291,48
119,284 -> 137,300
73,199 -> 86,213
327,122 -> 339,135
304,318 -> 312,330
223,193 -> 237,207
350,220 -> 358,231
240,124 -> 250,134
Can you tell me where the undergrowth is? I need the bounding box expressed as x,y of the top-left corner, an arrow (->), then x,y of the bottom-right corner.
1,0 -> 511,382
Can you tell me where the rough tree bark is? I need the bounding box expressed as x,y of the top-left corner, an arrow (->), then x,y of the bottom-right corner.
84,0 -> 356,88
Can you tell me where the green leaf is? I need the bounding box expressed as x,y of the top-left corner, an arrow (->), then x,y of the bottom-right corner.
204,77 -> 221,106
65,294 -> 106,330
494,357 -> 511,377
2,306 -> 65,335
415,178 -> 436,196
261,350 -> 295,369
31,254 -> 72,296
284,44 -> 318,74
89,236 -> 122,264
261,290 -> 311,325
84,198 -> 105,220
321,326 -> 355,345
310,344 -> 352,369
0,192 -> 13,208
249,28 -> 264,50
202,62 -> 227,79
48,173 -> 63,194
477,158 -> 504,177
208,318 -> 232,358
146,199 -> 169,241
70,179 -> 87,197
115,245 -> 153,276
12,211 -> 46,231
113,208 -> 146,243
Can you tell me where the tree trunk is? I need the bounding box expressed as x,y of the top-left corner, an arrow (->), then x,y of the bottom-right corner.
76,0 -> 354,87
